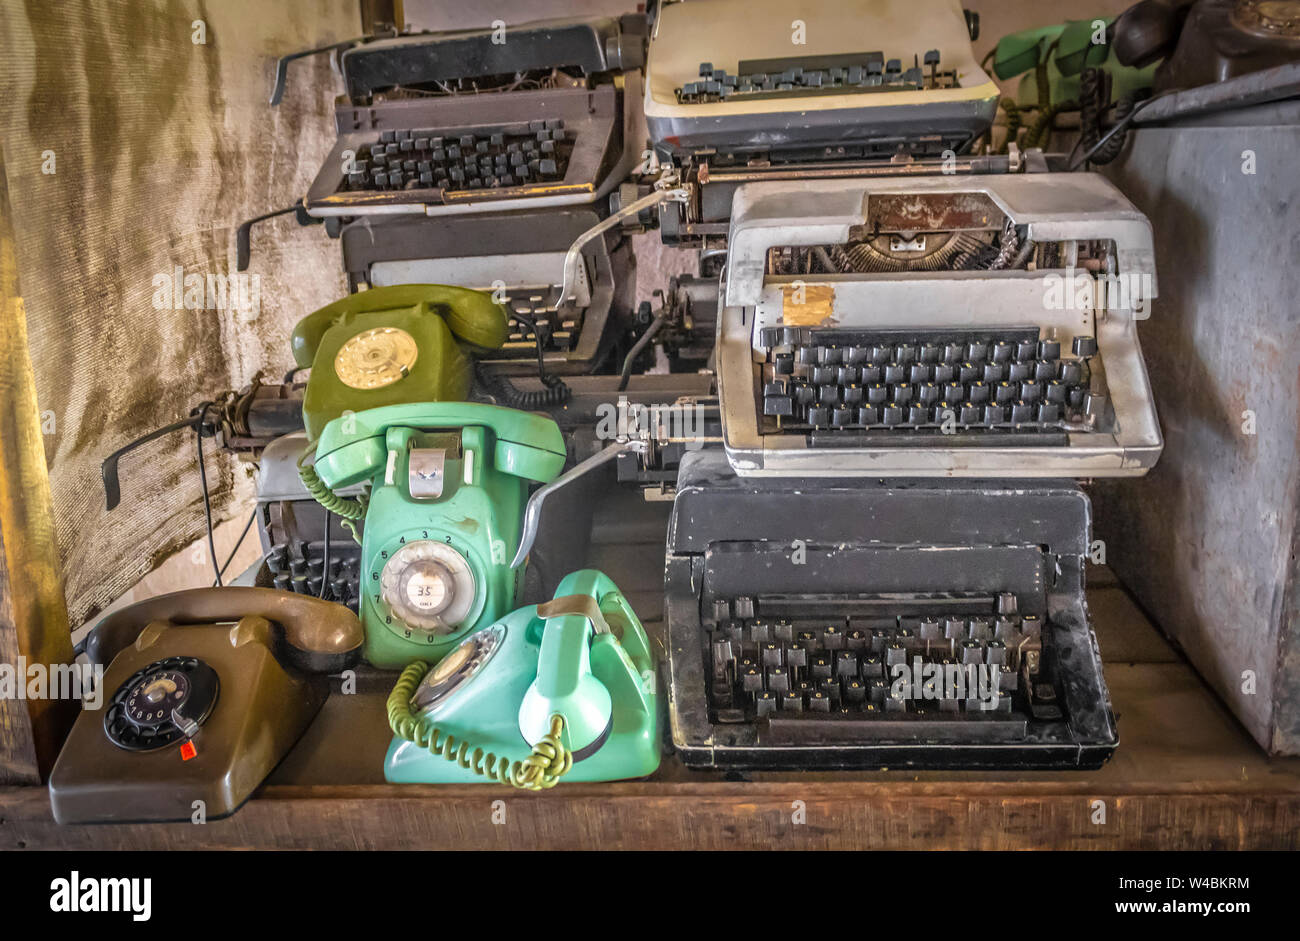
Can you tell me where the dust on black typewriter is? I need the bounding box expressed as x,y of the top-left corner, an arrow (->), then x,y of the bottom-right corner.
706,592 -> 1065,728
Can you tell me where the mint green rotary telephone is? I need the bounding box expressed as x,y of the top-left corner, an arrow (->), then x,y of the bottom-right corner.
384,570 -> 661,788
304,401 -> 566,669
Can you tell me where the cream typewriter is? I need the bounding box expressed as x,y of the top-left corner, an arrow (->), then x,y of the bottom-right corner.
645,0 -> 998,160
715,172 -> 1163,477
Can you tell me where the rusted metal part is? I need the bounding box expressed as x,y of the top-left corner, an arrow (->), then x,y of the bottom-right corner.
865,192 -> 1004,233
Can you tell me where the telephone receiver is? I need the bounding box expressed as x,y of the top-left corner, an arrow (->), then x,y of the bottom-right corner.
385,569 -> 660,786
82,586 -> 363,672
312,401 -> 566,493
291,284 -> 511,441
309,401 -> 566,669
50,588 -> 363,825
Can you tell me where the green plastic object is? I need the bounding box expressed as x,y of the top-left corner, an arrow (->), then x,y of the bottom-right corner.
313,402 -> 566,668
385,569 -> 661,785
291,284 -> 510,441
994,19 -> 1157,107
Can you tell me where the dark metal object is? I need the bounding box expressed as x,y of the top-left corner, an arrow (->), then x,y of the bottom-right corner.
100,384 -> 305,510
1097,94 -> 1300,755
665,449 -> 1117,770
339,15 -> 646,100
1134,60 -> 1300,123
235,200 -> 322,272
269,27 -> 397,105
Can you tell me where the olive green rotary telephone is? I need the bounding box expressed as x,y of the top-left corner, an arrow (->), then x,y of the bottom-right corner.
290,284 -> 510,441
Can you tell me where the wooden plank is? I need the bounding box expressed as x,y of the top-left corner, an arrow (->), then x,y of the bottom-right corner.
2,781 -> 1298,850
0,147 -> 76,783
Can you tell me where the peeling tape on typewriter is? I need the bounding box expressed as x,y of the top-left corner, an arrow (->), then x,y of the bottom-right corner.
780,283 -> 836,326
0,0 -> 355,625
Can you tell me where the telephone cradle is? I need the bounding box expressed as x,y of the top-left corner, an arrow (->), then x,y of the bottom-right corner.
385,569 -> 661,786
310,401 -> 567,668
48,588 -> 364,825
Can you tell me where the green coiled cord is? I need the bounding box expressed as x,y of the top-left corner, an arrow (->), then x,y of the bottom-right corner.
999,98 -> 1021,154
387,661 -> 573,790
297,442 -> 368,545
1023,100 -> 1077,150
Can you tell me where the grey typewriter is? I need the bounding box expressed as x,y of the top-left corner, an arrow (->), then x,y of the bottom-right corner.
715,172 -> 1162,477
304,15 -> 646,219
302,15 -> 648,376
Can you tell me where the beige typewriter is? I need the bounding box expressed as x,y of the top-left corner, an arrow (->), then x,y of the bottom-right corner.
644,0 -> 999,159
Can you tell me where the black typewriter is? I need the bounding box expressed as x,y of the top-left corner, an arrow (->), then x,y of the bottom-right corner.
297,15 -> 646,376
665,450 -> 1118,770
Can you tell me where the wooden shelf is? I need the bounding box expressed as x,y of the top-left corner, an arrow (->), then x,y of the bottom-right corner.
4,574 -> 1299,850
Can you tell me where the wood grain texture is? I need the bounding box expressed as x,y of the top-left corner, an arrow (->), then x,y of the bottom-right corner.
2,781 -> 1298,850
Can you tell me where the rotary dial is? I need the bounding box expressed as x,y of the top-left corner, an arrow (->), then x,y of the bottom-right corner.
379,540 -> 476,636
334,326 -> 419,390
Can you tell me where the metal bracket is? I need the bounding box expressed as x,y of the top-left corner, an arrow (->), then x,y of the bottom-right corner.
558,170 -> 689,304
269,27 -> 397,106
510,439 -> 650,568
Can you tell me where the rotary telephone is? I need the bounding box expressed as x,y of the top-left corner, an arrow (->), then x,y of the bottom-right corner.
48,588 -> 363,824
385,569 -> 660,787
291,284 -> 510,441
305,401 -> 567,668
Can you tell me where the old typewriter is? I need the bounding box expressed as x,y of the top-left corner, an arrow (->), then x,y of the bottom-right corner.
715,172 -> 1162,476
304,15 -> 645,218
300,15 -> 647,376
645,0 -> 996,159
665,450 -> 1118,769
641,0 -> 1004,251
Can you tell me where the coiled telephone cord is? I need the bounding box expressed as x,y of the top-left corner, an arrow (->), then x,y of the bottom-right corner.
388,661 -> 573,790
297,443 -> 368,545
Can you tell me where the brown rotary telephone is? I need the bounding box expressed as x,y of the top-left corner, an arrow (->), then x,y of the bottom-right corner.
49,587 -> 363,825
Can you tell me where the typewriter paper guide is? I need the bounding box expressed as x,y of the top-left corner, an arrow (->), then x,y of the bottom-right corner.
644,0 -> 1000,151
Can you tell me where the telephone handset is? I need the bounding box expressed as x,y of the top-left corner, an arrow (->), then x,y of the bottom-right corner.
385,569 -> 660,787
308,401 -> 567,669
49,588 -> 363,824
291,284 -> 511,440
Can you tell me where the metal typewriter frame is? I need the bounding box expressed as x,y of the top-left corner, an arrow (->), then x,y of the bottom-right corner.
717,172 -> 1163,477
336,207 -> 633,375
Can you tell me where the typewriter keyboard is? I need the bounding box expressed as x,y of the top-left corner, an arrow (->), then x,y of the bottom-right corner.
757,327 -> 1100,435
267,541 -> 361,614
342,121 -> 572,193
677,52 -> 958,103
705,596 -> 1061,725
